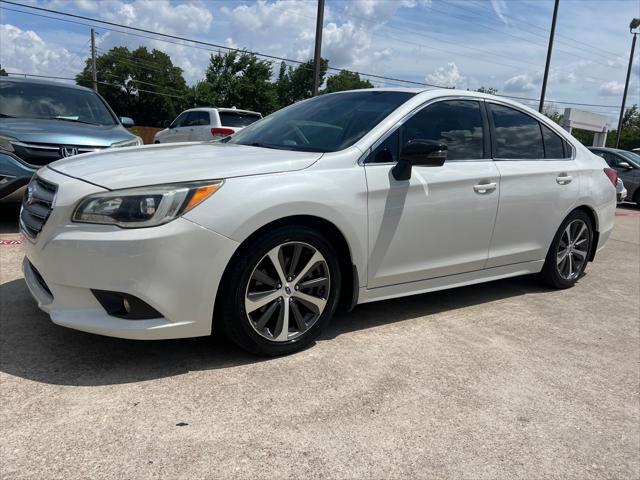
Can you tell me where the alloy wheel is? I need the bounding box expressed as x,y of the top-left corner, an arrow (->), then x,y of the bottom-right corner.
244,242 -> 330,342
556,219 -> 589,281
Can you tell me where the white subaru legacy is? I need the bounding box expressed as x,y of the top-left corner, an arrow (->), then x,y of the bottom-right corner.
21,89 -> 617,355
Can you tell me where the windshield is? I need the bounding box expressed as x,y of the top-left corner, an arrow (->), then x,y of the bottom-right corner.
0,81 -> 117,126
228,91 -> 416,152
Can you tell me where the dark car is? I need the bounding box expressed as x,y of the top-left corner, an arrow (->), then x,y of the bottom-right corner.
0,77 -> 142,202
589,147 -> 640,206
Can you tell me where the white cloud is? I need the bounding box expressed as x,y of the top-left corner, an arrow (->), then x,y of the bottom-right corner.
598,80 -> 624,96
426,62 -> 464,88
345,0 -> 430,25
0,23 -> 84,79
503,73 -> 537,93
490,0 -> 509,25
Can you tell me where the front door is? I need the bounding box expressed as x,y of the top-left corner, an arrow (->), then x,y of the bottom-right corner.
365,99 -> 500,288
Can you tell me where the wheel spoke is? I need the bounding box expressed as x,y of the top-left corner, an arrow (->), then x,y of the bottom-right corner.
292,251 -> 323,286
568,253 -> 574,278
557,248 -> 569,265
267,246 -> 287,285
252,268 -> 277,288
576,223 -> 587,242
245,290 -> 280,314
274,298 -> 290,341
573,248 -> 587,259
254,299 -> 280,330
564,225 -> 572,245
293,291 -> 326,313
299,276 -> 328,289
288,243 -> 303,277
290,301 -> 307,332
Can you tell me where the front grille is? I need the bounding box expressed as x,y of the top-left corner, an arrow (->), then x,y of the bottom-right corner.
20,176 -> 57,240
11,141 -> 105,167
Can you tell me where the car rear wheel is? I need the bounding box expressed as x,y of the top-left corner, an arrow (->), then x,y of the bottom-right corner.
216,226 -> 341,356
540,210 -> 593,289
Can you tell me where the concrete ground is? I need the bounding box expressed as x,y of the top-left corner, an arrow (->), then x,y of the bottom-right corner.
1,203 -> 639,479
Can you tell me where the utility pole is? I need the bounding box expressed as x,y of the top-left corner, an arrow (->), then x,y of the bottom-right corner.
539,0 -> 559,113
616,18 -> 640,148
312,0 -> 325,96
90,28 -> 97,92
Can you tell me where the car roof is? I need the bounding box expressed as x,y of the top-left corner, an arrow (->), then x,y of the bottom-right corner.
184,107 -> 261,115
0,75 -> 95,92
588,147 -> 624,153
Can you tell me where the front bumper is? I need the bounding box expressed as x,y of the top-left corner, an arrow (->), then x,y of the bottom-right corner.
22,167 -> 239,340
617,186 -> 627,203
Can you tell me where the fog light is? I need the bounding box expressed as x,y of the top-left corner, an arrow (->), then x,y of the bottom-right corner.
92,290 -> 162,320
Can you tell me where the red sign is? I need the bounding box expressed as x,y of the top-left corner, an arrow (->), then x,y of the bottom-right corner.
0,239 -> 22,245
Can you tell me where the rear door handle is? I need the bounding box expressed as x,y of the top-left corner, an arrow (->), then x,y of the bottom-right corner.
473,182 -> 497,194
556,174 -> 573,185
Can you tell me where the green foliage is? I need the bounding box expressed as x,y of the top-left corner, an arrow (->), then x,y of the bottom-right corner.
198,51 -> 278,115
76,46 -> 188,127
275,58 -> 328,107
324,70 -> 373,94
606,105 -> 640,150
0,65 -> 7,76
475,86 -> 498,95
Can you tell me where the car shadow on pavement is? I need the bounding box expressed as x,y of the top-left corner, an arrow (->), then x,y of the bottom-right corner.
0,203 -> 20,234
0,274 -> 551,387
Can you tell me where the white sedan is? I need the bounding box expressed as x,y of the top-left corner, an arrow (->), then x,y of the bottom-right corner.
21,89 -> 616,355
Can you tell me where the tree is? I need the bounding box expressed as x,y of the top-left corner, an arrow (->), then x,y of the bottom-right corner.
324,70 -> 373,93
200,51 -> 278,115
475,86 -> 498,95
0,65 -> 7,76
76,46 -> 188,127
606,105 -> 640,150
274,58 -> 328,108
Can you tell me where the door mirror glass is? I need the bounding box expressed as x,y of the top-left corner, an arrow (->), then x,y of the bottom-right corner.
618,161 -> 632,170
400,140 -> 447,166
120,116 -> 135,127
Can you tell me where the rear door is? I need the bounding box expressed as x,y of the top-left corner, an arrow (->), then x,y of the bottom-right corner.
186,111 -> 212,141
486,102 -> 580,268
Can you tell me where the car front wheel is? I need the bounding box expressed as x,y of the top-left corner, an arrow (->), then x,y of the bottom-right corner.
217,226 -> 341,356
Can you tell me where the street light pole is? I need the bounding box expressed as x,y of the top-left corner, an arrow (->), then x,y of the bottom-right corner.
90,28 -> 98,92
312,0 -> 325,96
615,18 -> 640,148
539,0 -> 560,113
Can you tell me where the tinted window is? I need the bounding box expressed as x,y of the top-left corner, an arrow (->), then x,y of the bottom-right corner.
0,80 -> 116,126
401,100 -> 484,160
490,104 -> 544,159
368,129 -> 400,164
228,91 -> 415,152
541,123 -> 564,158
171,112 -> 188,128
219,112 -> 261,128
185,111 -> 210,126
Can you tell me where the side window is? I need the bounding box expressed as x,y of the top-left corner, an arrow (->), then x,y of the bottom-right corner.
185,111 -> 210,126
368,129 -> 400,164
401,100 -> 484,160
490,104 -> 544,159
541,123 -> 565,159
171,112 -> 188,128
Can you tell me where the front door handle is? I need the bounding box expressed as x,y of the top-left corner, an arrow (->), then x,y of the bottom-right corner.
473,182 -> 497,194
556,174 -> 573,185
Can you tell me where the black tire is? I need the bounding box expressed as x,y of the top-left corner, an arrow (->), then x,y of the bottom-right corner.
216,225 -> 341,356
540,210 -> 593,289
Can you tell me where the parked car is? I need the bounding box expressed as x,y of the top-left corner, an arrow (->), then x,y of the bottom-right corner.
588,147 -> 640,206
0,77 -> 142,202
154,107 -> 262,144
22,89 -> 616,356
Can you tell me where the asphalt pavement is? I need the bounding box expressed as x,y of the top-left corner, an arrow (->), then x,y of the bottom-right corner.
1,203 -> 639,479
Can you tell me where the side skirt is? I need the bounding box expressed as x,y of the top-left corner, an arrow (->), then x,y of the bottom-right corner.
358,260 -> 545,304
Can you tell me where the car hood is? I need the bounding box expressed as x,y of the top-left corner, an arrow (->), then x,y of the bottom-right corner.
48,142 -> 323,189
0,118 -> 134,147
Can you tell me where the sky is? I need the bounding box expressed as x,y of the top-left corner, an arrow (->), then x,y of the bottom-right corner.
1,0 -> 639,126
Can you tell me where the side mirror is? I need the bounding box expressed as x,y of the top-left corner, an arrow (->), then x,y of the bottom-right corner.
163,120 -> 171,128
120,116 -> 135,127
392,140 -> 447,181
618,161 -> 632,170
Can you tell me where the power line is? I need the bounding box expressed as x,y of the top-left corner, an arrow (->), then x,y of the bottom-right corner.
0,1 -> 445,88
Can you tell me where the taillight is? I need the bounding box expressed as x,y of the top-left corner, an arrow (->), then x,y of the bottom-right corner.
603,168 -> 618,187
211,127 -> 235,137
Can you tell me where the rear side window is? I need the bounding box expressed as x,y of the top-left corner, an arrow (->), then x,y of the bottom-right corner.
185,111 -> 210,126
219,112 -> 261,128
490,104 -> 544,159
541,123 -> 565,158
401,100 -> 485,160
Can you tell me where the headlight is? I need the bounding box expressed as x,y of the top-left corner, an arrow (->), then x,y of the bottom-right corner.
112,136 -> 143,148
72,180 -> 223,228
0,135 -> 17,152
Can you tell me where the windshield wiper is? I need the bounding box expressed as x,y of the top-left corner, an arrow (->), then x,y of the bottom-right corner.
249,142 -> 286,150
48,117 -> 101,126
247,142 -> 328,153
